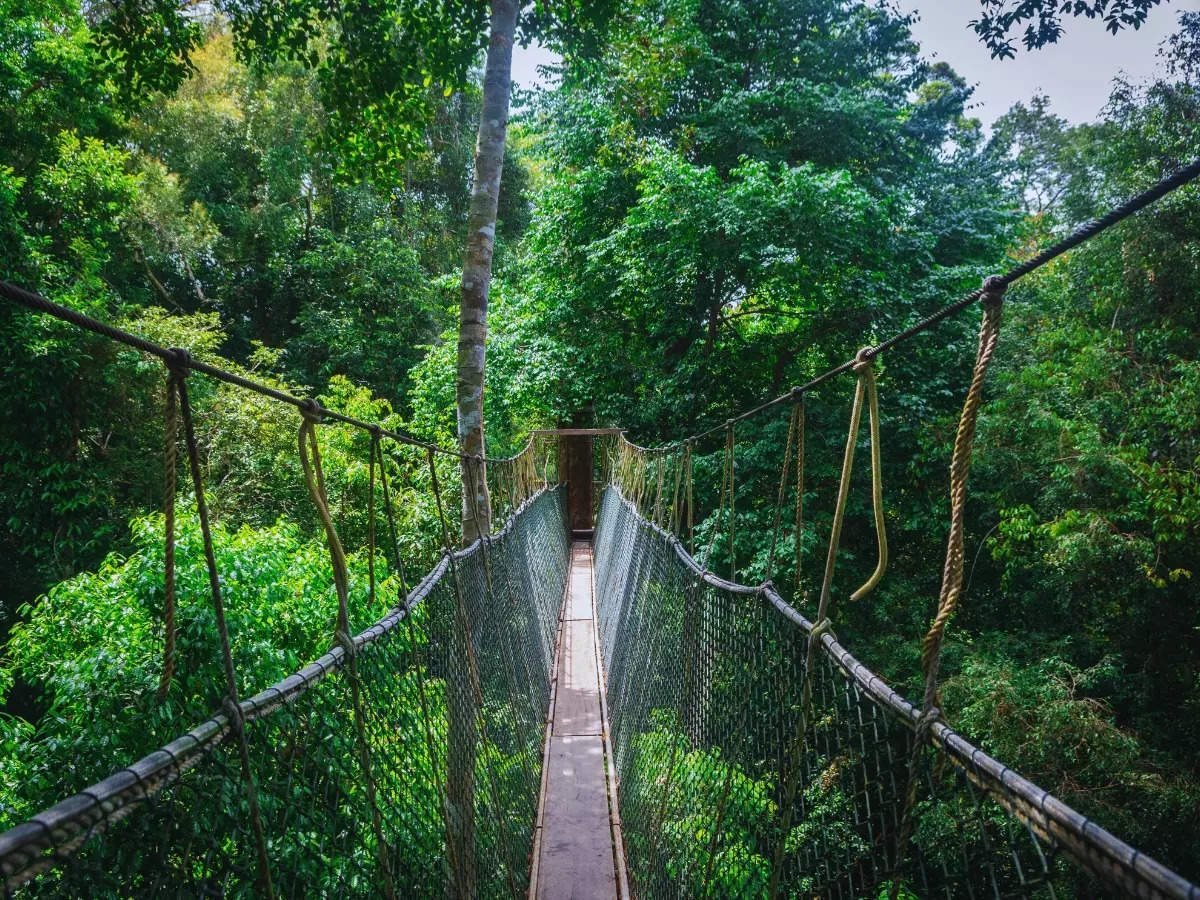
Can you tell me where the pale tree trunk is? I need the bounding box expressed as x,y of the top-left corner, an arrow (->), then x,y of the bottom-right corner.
447,4 -> 517,897
457,0 -> 516,544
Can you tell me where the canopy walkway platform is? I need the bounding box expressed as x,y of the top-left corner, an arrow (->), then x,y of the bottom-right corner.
2,159 -> 1200,898
530,542 -> 625,900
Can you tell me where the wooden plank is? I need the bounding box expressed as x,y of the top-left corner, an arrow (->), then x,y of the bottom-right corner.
531,543 -> 619,900
536,735 -> 616,900
565,562 -> 593,620
555,619 -> 602,735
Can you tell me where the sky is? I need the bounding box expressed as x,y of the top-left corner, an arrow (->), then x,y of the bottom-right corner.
509,1 -> 1189,128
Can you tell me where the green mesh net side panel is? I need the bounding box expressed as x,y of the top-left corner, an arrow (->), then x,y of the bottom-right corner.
593,485 -> 1199,900
0,487 -> 568,899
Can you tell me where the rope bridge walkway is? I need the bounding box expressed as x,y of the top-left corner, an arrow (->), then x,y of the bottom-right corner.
0,158 -> 1198,897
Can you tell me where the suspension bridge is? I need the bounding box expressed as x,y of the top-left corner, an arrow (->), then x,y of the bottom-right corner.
0,159 -> 1199,898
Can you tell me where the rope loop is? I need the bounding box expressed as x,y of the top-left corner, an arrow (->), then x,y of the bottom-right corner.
335,629 -> 357,660
300,398 -> 324,425
851,346 -> 874,373
809,616 -> 835,644
222,697 -> 247,735
165,346 -> 190,382
914,705 -> 941,742
981,274 -> 1007,306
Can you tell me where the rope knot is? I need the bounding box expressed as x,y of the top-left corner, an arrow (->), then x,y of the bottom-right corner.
165,347 -> 191,382
335,629 -> 357,659
369,423 -> 383,439
810,616 -> 835,643
980,275 -> 1007,307
222,696 -> 247,734
790,386 -> 804,400
914,704 -> 941,743
300,398 -> 324,425
850,347 -> 874,374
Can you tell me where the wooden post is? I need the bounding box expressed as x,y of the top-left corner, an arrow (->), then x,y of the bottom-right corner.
535,429 -> 623,539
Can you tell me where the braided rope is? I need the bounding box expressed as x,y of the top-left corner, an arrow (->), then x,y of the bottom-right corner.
155,356 -> 185,703
890,276 -> 1006,895
815,348 -> 887,625
794,396 -> 805,590
766,398 -> 801,583
174,355 -> 275,899
297,406 -> 395,899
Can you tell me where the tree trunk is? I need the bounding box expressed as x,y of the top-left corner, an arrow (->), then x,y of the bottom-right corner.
456,0 -> 516,543
447,5 -> 516,897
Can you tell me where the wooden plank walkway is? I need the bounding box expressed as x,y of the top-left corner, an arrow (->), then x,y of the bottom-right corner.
530,542 -> 627,900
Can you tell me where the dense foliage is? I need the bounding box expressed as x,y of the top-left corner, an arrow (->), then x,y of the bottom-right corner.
1,0 -> 1197,889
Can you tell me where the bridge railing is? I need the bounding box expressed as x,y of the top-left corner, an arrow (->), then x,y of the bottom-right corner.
0,485 -> 568,897
594,483 -> 1199,900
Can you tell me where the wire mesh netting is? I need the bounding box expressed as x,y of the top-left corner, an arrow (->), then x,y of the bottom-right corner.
593,484 -> 1200,900
0,486 -> 568,898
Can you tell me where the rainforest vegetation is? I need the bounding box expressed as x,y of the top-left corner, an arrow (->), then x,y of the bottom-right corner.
0,0 -> 1198,889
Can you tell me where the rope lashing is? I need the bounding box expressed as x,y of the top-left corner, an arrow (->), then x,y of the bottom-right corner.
172,349 -> 275,900
296,405 -> 395,900
891,275 -> 1006,896
155,349 -> 188,703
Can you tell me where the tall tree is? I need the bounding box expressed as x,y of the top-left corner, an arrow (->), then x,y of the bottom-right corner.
453,0 -> 615,538
457,0 -> 517,542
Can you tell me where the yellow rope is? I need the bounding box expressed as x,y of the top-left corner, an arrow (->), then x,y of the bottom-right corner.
890,278 -> 1005,896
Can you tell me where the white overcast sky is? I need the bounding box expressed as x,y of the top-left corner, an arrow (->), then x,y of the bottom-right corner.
510,0 -> 1191,127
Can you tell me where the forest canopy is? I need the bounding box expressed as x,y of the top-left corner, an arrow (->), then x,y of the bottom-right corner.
1,0 -> 1198,890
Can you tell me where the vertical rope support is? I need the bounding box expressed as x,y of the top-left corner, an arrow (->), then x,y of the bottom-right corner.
368,430 -> 379,608
669,444 -> 685,536
685,441 -> 695,556
794,395 -> 806,592
768,352 -> 887,899
170,350 -> 275,900
156,361 -> 183,703
297,403 -> 396,900
653,453 -> 666,527
890,278 -> 1006,896
816,350 -> 868,624
766,394 -> 802,584
725,422 -> 736,580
